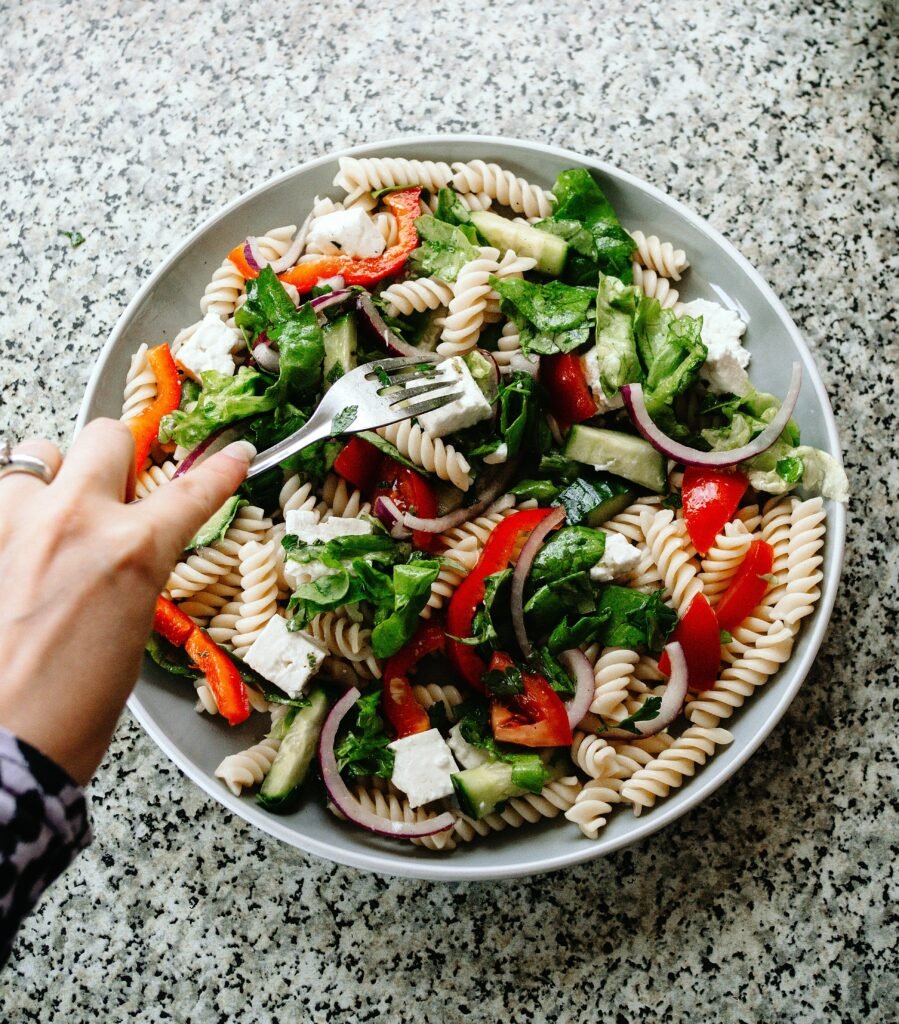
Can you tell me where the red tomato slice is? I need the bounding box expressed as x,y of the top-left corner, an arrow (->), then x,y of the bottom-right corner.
488,652 -> 573,748
372,457 -> 439,551
446,508 -> 562,689
682,467 -> 749,556
333,436 -> 382,494
716,540 -> 775,632
540,353 -> 597,431
659,593 -> 721,691
381,624 -> 445,739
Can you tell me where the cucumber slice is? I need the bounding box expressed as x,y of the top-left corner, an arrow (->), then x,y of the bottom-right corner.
322,313 -> 357,389
564,426 -> 666,493
452,759 -> 546,820
557,477 -> 635,526
257,688 -> 329,813
586,489 -> 636,527
469,210 -> 568,276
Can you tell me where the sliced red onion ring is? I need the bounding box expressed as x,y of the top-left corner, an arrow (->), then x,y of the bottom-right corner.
253,341 -> 281,374
511,505 -> 566,661
173,422 -> 248,479
373,496 -> 412,539
243,239 -> 262,273
244,214 -> 313,276
599,642 -> 688,739
357,293 -> 432,359
310,288 -> 353,312
401,466 -> 518,534
620,362 -> 802,468
558,648 -> 594,729
319,688 -> 455,839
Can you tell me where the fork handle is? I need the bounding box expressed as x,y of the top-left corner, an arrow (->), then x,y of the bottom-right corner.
245,408 -> 335,480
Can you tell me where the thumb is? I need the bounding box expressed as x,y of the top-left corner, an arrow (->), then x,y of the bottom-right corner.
136,441 -> 256,564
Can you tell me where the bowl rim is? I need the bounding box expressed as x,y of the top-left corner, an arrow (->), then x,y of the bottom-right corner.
76,133 -> 846,881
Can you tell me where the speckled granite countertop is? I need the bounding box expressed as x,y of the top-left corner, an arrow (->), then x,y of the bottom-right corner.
1,1 -> 895,1020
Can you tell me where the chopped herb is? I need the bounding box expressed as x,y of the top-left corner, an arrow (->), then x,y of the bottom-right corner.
596,696 -> 662,735
482,663 -> 524,696
373,366 -> 392,387
59,229 -> 85,248
335,691 -> 395,780
719,630 -> 734,644
331,405 -> 358,434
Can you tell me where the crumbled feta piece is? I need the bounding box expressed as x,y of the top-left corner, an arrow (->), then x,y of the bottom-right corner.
581,348 -> 624,413
590,532 -> 643,582
483,442 -> 508,465
416,355 -> 494,437
305,208 -> 386,259
447,723 -> 489,770
283,558 -> 331,590
175,313 -> 240,380
242,615 -> 327,698
680,299 -> 751,396
284,512 -> 372,543
388,728 -> 460,808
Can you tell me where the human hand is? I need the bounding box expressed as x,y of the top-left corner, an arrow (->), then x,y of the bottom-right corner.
0,419 -> 254,785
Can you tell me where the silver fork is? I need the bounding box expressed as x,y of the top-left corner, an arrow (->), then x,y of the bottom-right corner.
246,356 -> 460,479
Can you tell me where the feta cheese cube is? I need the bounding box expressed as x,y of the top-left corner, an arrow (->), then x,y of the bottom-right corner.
416,356 -> 493,437
175,313 -> 240,380
483,442 -> 508,465
388,728 -> 460,808
447,723 -> 489,770
283,558 -> 332,590
284,512 -> 372,543
590,532 -> 643,582
242,615 -> 327,698
305,208 -> 386,259
680,299 -> 751,396
581,348 -> 624,413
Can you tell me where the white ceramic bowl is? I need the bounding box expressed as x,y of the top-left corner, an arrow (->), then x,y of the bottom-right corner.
77,135 -> 846,880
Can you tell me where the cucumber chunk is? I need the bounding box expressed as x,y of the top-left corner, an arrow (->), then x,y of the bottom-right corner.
557,476 -> 635,527
322,313 -> 357,388
257,688 -> 329,813
469,210 -> 568,276
452,758 -> 546,820
564,425 -> 666,493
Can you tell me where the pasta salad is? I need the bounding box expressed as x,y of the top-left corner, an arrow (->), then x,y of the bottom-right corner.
125,155 -> 848,850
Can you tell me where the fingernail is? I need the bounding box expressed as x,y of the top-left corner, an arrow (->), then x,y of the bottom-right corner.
220,440 -> 257,464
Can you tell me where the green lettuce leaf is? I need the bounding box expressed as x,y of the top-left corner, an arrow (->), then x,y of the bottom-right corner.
408,215 -> 479,283
370,559 -> 442,658
490,277 -> 595,355
593,586 -> 677,652
744,444 -> 849,501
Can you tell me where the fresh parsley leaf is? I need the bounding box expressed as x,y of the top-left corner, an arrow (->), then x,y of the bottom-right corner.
719,630 -> 734,644
373,366 -> 392,387
59,229 -> 86,248
335,692 -> 395,781
593,587 -> 677,652
331,405 -> 358,434
482,664 -> 524,696
596,696 -> 662,735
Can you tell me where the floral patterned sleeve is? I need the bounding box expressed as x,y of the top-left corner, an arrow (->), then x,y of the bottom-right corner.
0,725 -> 92,964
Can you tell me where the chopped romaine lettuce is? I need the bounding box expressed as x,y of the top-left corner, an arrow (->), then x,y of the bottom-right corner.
490,277 -> 595,355
408,215 -> 479,282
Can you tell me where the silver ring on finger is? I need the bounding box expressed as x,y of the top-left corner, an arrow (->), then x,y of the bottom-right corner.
0,435 -> 56,485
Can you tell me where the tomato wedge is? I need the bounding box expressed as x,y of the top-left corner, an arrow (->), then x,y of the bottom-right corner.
488,652 -> 573,748
682,467 -> 749,556
540,353 -> 597,431
659,592 -> 721,691
333,436 -> 382,493
446,507 -> 562,690
716,540 -> 775,632
373,458 -> 439,552
382,624 -> 445,739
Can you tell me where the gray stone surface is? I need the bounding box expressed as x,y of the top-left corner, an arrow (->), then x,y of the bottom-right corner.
1,0 -> 896,1020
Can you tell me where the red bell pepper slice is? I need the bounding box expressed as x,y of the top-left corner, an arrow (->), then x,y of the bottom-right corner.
682,466 -> 749,556
659,592 -> 721,691
152,596 -> 250,726
228,188 -> 423,295
715,540 -> 775,633
126,344 -> 182,498
446,507 -> 561,690
372,458 -> 439,552
333,436 -> 383,494
540,353 -> 597,431
488,652 -> 573,748
381,623 -> 445,739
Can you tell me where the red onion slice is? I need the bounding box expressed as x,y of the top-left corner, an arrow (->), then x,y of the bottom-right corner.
173,422 -> 248,479
511,505 -> 566,661
401,466 -> 518,534
253,341 -> 281,374
243,239 -> 262,273
357,293 -> 432,359
373,496 -> 412,539
310,288 -> 353,312
600,642 -> 688,739
558,648 -> 594,728
244,214 -> 312,276
620,362 -> 802,468
319,688 -> 456,839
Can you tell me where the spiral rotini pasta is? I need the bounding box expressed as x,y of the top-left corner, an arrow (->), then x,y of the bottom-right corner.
493,319 -> 537,375
411,683 -> 464,722
231,541 -> 279,656
483,249 -> 538,322
120,344 -> 156,422
698,520 -> 753,605
601,496 -> 663,544
437,247 -> 502,358
451,160 -> 555,220
564,775 -> 623,839
770,497 -> 826,632
632,263 -> 680,308
134,460 -> 177,499
452,777 -> 581,842
376,420 -> 471,491
340,779 -> 456,851
333,156 -> 454,206
584,646 -> 641,720
620,726 -> 734,814
381,276 -> 453,317
305,611 -> 380,678
320,473 -> 371,519
628,230 -> 689,280
640,507 -> 703,614
570,731 -> 618,780
215,734 -> 281,796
